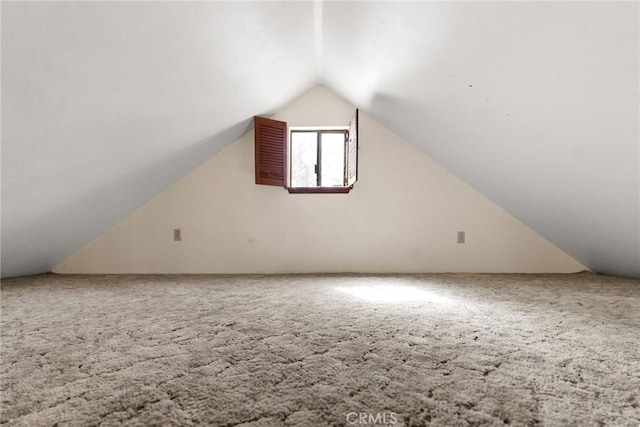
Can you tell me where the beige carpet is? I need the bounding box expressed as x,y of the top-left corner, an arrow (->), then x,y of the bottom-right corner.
1,273 -> 639,426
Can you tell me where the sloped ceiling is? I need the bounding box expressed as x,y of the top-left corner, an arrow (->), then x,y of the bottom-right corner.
2,1 -> 638,278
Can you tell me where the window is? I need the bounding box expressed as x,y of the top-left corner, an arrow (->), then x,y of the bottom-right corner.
254,110 -> 358,193
290,129 -> 347,188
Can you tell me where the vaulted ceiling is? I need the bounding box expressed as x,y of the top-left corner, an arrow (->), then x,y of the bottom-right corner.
2,1 -> 638,278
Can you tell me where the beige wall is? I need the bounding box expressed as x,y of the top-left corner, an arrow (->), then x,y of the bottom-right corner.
55,86 -> 586,274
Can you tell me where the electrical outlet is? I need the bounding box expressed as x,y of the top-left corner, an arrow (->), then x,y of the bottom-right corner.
457,231 -> 465,244
174,228 -> 182,242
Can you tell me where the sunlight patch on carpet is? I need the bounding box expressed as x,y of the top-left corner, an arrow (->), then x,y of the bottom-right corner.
334,284 -> 454,304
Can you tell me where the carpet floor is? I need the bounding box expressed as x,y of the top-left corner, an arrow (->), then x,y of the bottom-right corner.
1,273 -> 639,426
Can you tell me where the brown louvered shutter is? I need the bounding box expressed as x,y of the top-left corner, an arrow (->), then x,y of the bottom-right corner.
346,109 -> 359,186
254,116 -> 287,187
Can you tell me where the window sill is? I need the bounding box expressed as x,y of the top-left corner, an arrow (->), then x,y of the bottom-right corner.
287,186 -> 353,194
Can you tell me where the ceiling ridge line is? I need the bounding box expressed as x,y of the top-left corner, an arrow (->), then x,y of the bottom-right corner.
314,0 -> 324,79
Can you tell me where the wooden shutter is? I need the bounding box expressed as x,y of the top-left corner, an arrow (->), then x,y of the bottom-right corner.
254,116 -> 287,187
346,109 -> 359,186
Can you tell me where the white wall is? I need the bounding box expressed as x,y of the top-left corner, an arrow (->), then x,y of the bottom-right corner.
322,2 -> 639,278
1,1 -> 316,278
55,86 -> 586,274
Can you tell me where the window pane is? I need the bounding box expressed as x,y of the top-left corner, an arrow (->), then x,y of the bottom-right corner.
320,132 -> 346,187
291,132 -> 317,187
